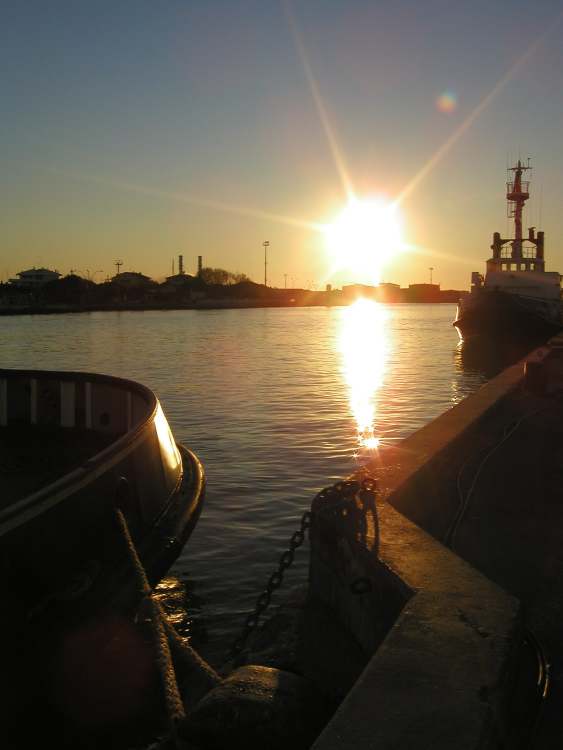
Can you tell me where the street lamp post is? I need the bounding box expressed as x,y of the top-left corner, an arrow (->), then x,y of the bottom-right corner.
263,241 -> 270,286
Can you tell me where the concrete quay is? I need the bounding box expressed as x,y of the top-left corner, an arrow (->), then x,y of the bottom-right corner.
310,333 -> 563,749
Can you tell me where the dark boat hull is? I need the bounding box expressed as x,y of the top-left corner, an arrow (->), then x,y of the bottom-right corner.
0,369 -> 206,745
0,369 -> 205,619
453,290 -> 562,343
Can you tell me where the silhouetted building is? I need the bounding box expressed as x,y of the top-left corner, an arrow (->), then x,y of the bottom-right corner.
342,284 -> 378,301
440,289 -> 468,303
164,272 -> 195,288
112,271 -> 153,287
376,283 -> 402,303
406,283 -> 441,302
9,268 -> 61,289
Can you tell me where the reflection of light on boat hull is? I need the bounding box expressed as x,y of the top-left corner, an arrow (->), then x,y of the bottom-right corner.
339,299 -> 388,455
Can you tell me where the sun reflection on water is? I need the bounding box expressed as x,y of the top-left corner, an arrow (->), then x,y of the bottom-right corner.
339,298 -> 388,455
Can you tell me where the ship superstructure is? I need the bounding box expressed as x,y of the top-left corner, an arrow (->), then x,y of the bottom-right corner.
454,160 -> 562,341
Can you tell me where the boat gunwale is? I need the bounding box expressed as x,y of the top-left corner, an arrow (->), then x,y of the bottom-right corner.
0,368 -> 169,533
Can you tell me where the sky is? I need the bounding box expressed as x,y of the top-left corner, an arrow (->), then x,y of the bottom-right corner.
3,0 -> 563,290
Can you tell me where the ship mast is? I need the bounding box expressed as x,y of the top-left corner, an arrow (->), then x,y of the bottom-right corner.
506,159 -> 531,259
488,158 -> 545,275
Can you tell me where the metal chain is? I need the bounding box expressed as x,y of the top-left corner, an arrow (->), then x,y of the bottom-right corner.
225,475 -> 377,661
227,509 -> 312,659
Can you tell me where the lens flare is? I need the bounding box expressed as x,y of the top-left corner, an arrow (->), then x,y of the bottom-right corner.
436,91 -> 457,113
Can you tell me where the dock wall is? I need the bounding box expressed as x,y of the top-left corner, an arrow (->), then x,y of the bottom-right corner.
309,345 -> 548,749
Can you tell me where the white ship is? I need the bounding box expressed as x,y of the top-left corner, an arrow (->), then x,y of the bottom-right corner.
454,160 -> 562,341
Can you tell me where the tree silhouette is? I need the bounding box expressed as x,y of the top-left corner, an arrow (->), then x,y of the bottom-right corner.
199,267 -> 250,285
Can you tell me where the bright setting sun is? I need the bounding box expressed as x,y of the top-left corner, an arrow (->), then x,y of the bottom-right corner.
324,198 -> 403,285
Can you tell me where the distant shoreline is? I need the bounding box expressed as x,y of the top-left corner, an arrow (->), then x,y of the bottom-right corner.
0,300 -> 460,316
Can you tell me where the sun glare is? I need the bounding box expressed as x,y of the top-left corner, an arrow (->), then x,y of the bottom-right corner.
325,198 -> 402,285
339,298 -> 388,453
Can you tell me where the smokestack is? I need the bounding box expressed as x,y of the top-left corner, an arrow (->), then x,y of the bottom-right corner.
197,256 -> 203,276
537,232 -> 544,260
179,254 -> 184,275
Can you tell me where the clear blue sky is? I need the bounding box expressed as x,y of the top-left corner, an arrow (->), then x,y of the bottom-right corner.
3,0 -> 563,289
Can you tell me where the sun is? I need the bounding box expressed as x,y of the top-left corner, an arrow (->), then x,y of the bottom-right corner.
324,197 -> 402,284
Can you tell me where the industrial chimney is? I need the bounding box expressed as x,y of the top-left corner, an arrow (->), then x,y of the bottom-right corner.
197,256 -> 203,276
179,254 -> 184,275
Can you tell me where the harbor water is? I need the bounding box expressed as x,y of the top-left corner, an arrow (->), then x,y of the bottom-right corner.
1,303 -> 508,663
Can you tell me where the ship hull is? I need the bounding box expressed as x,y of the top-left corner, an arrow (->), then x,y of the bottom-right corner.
453,290 -> 562,343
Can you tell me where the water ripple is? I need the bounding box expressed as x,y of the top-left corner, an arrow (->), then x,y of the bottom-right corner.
1,304 -> 488,662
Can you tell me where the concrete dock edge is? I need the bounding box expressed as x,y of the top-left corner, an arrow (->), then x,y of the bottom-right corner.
310,347 -> 539,749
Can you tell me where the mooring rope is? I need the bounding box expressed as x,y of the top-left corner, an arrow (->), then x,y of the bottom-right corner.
160,611 -> 220,700
114,508 -> 186,740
